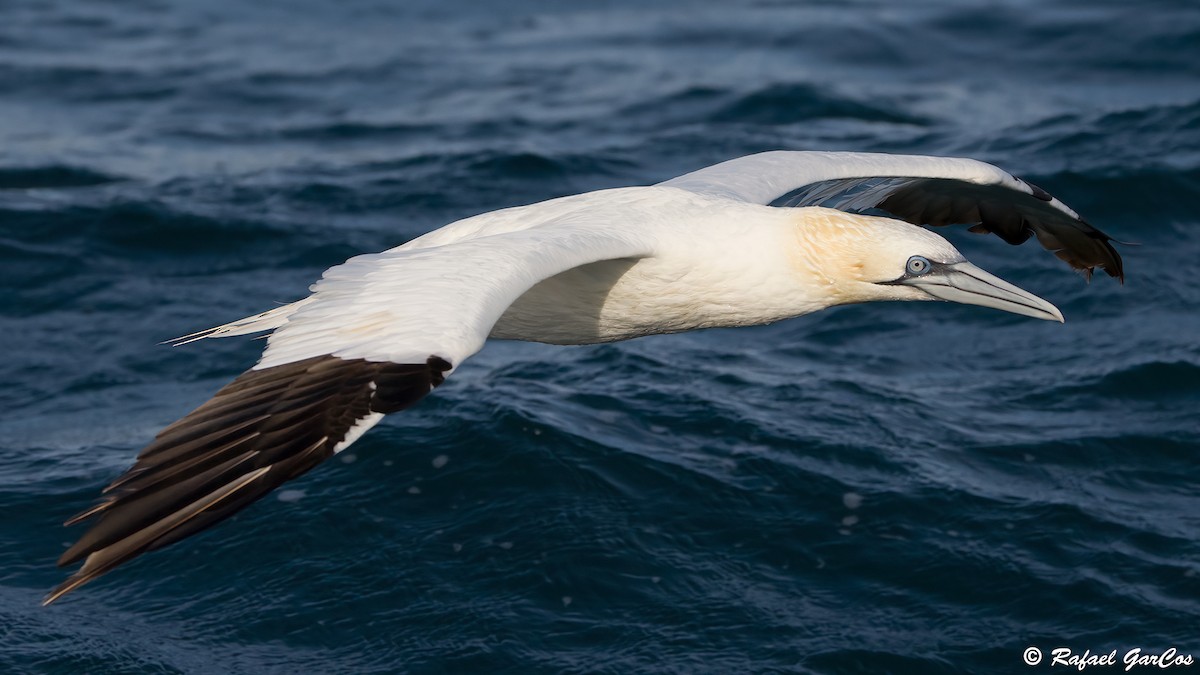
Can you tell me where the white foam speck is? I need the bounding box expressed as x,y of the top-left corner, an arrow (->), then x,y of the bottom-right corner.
407,486 -> 421,495
383,460 -> 394,467
340,454 -> 357,464
842,514 -> 859,527
452,543 -> 462,552
842,492 -> 863,510
432,454 -> 449,469
561,596 -> 572,607
498,541 -> 513,550
650,576 -> 661,584
277,489 -> 305,503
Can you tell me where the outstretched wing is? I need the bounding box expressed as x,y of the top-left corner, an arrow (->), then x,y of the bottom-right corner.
661,151 -> 1122,280
49,222 -> 658,604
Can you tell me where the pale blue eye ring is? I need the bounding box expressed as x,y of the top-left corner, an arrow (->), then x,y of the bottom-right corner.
906,256 -> 931,276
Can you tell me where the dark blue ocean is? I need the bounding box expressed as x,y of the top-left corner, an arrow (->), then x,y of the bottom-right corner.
2,1 -> 1198,673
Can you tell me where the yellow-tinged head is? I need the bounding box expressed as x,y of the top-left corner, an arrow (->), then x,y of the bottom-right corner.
792,208 -> 1064,322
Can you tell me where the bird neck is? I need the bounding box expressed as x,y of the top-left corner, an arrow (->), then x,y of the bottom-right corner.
612,207 -> 855,333
782,207 -> 918,308
494,205 -> 897,346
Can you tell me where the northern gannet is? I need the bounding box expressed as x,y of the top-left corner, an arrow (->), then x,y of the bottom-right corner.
46,151 -> 1123,604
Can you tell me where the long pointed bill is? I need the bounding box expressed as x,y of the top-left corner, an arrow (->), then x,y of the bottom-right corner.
905,261 -> 1065,322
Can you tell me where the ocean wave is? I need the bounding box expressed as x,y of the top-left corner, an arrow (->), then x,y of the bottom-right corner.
0,166 -> 122,190
279,120 -> 438,141
989,101 -> 1200,178
0,202 -> 289,257
1015,360 -> 1200,406
617,83 -> 928,129
0,62 -> 189,103
712,83 -> 929,126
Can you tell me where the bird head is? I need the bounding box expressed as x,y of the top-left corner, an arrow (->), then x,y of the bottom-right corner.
798,209 -> 1064,322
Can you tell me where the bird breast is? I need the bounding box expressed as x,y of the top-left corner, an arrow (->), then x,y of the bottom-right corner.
490,239 -> 829,345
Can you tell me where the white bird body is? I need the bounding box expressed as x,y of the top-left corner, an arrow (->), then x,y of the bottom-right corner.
490,190 -> 821,345
248,188 -> 815,362
491,201 -> 966,345
47,151 -> 1123,604
260,186 -> 964,354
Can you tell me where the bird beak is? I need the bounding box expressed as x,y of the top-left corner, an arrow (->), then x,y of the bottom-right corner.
903,261 -> 1065,322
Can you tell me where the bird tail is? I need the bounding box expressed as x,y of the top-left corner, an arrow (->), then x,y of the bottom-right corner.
164,298 -> 315,346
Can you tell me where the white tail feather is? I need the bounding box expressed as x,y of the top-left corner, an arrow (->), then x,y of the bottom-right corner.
164,298 -> 313,346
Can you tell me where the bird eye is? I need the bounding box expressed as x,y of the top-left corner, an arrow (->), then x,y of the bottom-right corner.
906,256 -> 931,276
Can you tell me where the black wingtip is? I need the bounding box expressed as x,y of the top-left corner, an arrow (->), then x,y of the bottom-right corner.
1025,180 -> 1054,202
49,354 -> 451,604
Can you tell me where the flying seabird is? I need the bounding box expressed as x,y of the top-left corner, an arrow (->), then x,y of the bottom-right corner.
45,151 -> 1123,604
